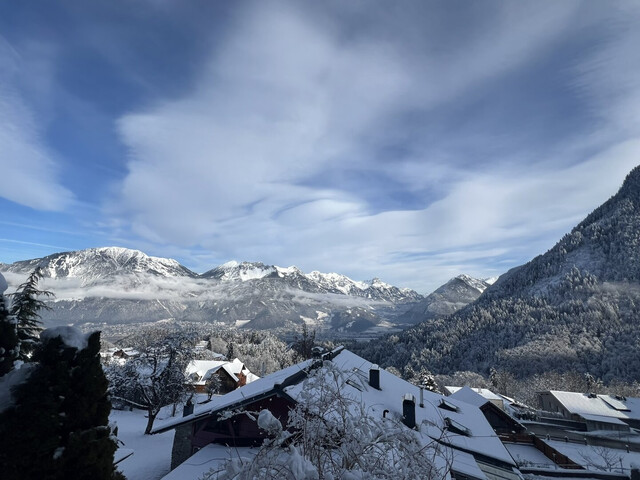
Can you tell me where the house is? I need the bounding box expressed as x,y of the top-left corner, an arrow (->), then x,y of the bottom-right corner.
538,391 -> 640,432
446,387 -> 507,411
100,347 -> 140,363
154,347 -> 520,480
185,358 -> 258,395
449,387 -> 526,436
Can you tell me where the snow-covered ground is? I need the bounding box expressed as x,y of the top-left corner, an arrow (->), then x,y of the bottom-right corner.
110,407 -> 176,480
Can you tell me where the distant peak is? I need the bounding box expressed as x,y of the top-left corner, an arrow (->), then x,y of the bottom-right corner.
451,274 -> 489,293
275,265 -> 302,276
93,246 -> 143,256
220,260 -> 239,269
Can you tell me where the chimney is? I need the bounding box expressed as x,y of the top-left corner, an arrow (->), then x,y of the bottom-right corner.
420,387 -> 424,408
369,365 -> 380,390
402,393 -> 416,429
183,399 -> 194,417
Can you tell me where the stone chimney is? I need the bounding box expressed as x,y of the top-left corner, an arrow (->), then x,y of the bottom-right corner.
369,364 -> 380,390
402,393 -> 416,429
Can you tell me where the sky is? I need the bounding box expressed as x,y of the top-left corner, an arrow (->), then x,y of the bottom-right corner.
1,1 -> 640,294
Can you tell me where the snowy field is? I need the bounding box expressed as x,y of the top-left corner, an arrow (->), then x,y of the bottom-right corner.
110,407 -> 176,480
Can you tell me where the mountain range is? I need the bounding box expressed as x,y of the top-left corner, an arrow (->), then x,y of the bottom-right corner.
357,165 -> 640,382
1,247 -> 479,333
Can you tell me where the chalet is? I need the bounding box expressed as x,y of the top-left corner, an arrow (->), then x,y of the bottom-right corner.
538,391 -> 640,432
446,387 -> 508,410
185,359 -> 258,395
154,348 -> 520,480
100,347 -> 140,362
449,387 -> 526,436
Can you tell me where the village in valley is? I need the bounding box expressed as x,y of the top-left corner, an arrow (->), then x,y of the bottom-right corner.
96,325 -> 640,480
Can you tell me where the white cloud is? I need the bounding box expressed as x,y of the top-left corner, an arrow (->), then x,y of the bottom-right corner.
0,37 -> 73,211
109,1 -> 640,293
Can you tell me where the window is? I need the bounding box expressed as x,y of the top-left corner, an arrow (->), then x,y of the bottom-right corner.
439,399 -> 459,412
445,417 -> 471,436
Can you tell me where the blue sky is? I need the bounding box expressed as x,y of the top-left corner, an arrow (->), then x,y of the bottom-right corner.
1,1 -> 640,293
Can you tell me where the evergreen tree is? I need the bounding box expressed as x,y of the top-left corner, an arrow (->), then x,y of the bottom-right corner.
292,323 -> 316,360
0,273 -> 18,376
0,327 -> 124,480
419,368 -> 440,393
8,267 -> 53,360
226,341 -> 235,360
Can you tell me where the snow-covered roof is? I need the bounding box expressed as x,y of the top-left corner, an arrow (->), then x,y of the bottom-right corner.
185,359 -> 257,385
156,348 -> 515,471
161,444 -> 254,480
504,443 -> 556,468
547,391 -> 640,421
451,450 -> 488,480
227,358 -> 245,375
449,386 -> 492,408
154,357 -> 316,433
186,360 -> 226,383
579,414 -> 628,426
446,386 -> 503,402
285,350 -> 516,467
547,439 -> 640,473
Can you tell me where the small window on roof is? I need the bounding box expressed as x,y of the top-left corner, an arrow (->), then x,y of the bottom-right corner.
351,368 -> 368,381
439,399 -> 459,412
346,379 -> 364,392
445,417 -> 471,436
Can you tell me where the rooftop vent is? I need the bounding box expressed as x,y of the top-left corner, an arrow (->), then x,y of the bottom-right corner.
402,393 -> 416,429
369,365 -> 380,390
183,399 -> 194,417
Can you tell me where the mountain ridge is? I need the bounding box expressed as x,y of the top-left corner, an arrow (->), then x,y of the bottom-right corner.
1,247 -> 427,332
356,165 -> 640,382
398,274 -> 491,324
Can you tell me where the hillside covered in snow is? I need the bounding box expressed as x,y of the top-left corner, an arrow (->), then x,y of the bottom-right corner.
357,166 -> 640,382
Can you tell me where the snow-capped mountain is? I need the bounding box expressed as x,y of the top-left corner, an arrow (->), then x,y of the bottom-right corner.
203,261 -> 278,282
1,247 -> 196,283
203,261 -> 423,303
398,274 -> 490,324
1,248 -> 423,333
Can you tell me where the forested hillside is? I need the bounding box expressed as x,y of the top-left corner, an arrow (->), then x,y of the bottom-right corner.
357,166 -> 640,383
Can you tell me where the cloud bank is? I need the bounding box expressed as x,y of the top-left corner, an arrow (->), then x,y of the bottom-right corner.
105,1 -> 640,292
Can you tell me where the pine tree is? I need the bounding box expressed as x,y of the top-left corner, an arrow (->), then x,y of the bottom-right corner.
0,275 -> 19,376
0,328 -> 124,480
8,267 -> 53,360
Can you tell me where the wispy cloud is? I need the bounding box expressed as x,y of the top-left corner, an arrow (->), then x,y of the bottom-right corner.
111,1 -> 620,292
4,1 -> 639,293
0,37 -> 73,211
